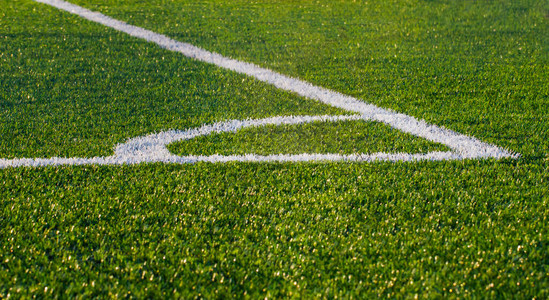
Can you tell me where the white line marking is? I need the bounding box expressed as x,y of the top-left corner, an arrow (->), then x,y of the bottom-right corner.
0,115 -> 460,168
114,115 -> 364,163
0,0 -> 517,168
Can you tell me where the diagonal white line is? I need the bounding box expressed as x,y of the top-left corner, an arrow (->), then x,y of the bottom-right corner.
0,0 -> 518,168
32,0 -> 515,160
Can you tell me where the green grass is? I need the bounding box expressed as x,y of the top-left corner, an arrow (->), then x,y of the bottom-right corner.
1,162 -> 547,298
1,0 -> 549,298
167,120 -> 449,156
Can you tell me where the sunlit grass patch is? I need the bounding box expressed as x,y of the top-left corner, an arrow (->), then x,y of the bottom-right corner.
167,119 -> 450,156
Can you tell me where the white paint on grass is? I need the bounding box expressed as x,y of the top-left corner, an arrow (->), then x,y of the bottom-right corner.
114,115 -> 364,164
0,0 -> 518,168
0,114 -> 459,168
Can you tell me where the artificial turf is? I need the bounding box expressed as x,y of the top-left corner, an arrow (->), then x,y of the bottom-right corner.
1,161 -> 547,298
167,119 -> 449,157
1,0 -> 548,298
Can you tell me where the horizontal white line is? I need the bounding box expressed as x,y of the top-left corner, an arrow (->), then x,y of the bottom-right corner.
0,157 -> 115,168
0,152 -> 461,168
171,152 -> 462,163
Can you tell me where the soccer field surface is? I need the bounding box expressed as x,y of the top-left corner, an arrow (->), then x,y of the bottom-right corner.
1,0 -> 548,297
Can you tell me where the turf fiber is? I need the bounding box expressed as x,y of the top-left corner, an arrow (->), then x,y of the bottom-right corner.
1,0 -> 548,298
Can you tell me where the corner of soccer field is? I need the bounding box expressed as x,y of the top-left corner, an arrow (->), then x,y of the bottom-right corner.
1,0 -> 548,298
